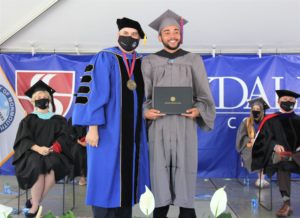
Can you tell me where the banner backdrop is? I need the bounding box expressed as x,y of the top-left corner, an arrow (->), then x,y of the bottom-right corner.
1,53 -> 300,177
0,66 -> 25,173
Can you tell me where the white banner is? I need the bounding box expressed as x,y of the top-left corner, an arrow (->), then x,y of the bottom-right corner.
0,66 -> 25,167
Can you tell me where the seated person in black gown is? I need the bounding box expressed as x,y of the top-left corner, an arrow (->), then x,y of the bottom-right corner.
252,89 -> 300,217
12,80 -> 72,217
68,117 -> 87,185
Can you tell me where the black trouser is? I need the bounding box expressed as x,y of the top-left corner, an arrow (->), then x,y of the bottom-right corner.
92,206 -> 132,218
153,205 -> 197,218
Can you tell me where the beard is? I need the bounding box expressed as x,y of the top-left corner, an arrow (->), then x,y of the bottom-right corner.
162,38 -> 181,51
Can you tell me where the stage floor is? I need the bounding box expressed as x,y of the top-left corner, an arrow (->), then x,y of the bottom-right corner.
1,176 -> 300,218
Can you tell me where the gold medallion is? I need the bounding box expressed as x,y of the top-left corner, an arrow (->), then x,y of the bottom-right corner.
127,79 -> 137,91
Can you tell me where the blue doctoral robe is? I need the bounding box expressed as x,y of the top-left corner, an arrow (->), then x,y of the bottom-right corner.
72,47 -> 150,208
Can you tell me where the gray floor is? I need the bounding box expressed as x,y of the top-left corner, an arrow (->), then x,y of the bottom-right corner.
1,176 -> 300,218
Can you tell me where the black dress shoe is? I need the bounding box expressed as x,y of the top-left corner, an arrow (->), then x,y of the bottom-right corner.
179,207 -> 197,218
25,211 -> 38,218
25,206 -> 40,218
25,199 -> 32,208
153,205 -> 170,218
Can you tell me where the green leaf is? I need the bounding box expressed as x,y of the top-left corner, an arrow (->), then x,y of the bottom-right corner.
42,211 -> 56,218
60,210 -> 76,218
217,212 -> 232,218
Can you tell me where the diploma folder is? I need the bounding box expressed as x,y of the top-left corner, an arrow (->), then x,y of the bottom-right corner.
153,86 -> 193,114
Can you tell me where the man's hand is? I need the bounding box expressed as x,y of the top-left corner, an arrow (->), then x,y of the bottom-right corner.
181,108 -> 200,119
144,109 -> 165,120
77,139 -> 87,147
274,144 -> 285,153
86,125 -> 99,147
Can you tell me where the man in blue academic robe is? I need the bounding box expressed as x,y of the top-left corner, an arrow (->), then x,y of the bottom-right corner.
72,17 -> 150,218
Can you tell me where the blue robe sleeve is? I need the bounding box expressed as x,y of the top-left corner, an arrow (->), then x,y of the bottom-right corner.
72,52 -> 111,126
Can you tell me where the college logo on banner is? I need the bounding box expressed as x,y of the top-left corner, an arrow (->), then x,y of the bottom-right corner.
0,85 -> 16,133
0,66 -> 25,167
15,71 -> 75,116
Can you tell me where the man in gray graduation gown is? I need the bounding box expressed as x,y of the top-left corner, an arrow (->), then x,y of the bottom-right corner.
142,9 -> 216,218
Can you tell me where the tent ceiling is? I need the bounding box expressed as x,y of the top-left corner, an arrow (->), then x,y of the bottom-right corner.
1,0 -> 300,54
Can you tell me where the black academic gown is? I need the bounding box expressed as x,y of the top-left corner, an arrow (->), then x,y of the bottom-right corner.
251,112 -> 300,171
13,114 -> 72,189
67,118 -> 87,178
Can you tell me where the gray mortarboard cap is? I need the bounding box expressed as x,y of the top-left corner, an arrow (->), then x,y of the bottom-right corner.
248,97 -> 270,110
276,89 -> 300,99
149,9 -> 188,32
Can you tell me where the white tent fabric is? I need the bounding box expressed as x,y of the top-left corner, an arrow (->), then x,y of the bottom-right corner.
1,0 -> 300,54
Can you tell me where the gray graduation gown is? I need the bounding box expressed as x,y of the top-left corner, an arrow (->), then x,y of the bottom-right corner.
142,50 -> 216,208
236,118 -> 253,172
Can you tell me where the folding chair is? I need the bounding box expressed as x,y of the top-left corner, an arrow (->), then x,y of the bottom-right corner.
258,161 -> 300,211
237,156 -> 250,186
17,176 -> 76,214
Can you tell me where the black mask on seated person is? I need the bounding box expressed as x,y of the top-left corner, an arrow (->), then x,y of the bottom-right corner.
118,36 -> 139,52
280,101 -> 295,112
252,111 -> 260,119
35,98 -> 50,110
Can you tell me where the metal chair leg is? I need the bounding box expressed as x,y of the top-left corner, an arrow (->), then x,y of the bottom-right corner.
258,171 -> 262,204
237,161 -> 249,186
62,177 -> 66,214
259,172 -> 272,211
72,178 -> 75,210
61,176 -> 76,213
17,186 -> 28,214
237,177 -> 247,186
17,186 -> 21,214
270,175 -> 273,210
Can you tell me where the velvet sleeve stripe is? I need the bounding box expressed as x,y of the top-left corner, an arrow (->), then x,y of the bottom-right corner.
75,96 -> 88,104
77,86 -> 90,94
85,64 -> 94,72
80,75 -> 92,83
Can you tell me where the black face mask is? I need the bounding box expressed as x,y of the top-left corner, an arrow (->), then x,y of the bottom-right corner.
252,111 -> 261,119
280,101 -> 295,112
118,36 -> 139,52
35,98 -> 50,110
